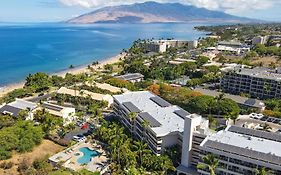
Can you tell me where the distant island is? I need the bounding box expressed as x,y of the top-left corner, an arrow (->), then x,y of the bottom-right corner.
67,1 -> 258,24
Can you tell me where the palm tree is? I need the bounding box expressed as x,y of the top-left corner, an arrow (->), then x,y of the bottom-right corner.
214,93 -> 226,115
197,154 -> 219,175
157,155 -> 176,175
132,141 -> 151,167
141,120 -> 150,141
109,126 -> 127,164
128,112 -> 137,134
225,111 -> 239,125
254,167 -> 273,175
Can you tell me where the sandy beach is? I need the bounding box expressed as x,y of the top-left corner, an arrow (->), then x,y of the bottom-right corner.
0,53 -> 125,98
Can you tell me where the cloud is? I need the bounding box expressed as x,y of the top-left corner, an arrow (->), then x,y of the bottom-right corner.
59,0 -> 281,13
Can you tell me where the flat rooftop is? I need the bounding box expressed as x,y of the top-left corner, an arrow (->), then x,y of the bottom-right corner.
113,91 -> 188,137
218,41 -> 243,46
201,125 -> 281,165
0,99 -> 37,117
115,73 -> 144,81
9,99 -> 37,110
232,67 -> 281,81
42,102 -> 65,112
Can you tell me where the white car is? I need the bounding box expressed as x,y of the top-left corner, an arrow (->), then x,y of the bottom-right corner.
249,113 -> 264,120
73,135 -> 87,142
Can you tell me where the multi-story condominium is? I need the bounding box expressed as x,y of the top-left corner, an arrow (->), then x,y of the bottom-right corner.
198,125 -> 281,175
112,91 -> 207,156
177,113 -> 210,175
146,40 -> 198,53
252,36 -> 269,45
221,67 -> 281,99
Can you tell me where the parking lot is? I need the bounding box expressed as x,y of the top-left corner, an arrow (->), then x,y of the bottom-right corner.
235,114 -> 281,132
63,122 -> 94,142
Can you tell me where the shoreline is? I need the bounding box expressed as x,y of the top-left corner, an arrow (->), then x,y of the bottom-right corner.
0,53 -> 125,98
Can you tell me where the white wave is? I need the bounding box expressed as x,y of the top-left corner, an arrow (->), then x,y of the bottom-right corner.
91,30 -> 119,37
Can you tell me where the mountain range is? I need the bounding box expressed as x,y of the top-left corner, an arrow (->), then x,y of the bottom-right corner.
67,1 -> 257,24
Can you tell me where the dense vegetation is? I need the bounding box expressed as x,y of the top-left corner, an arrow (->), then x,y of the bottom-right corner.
95,120 -> 176,175
0,121 -> 44,160
0,72 -> 91,104
195,23 -> 281,42
264,99 -> 281,118
147,84 -> 240,117
121,40 -> 220,87
254,44 -> 281,58
105,78 -> 136,90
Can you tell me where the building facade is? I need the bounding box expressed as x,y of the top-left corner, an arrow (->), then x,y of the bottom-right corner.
205,41 -> 250,55
177,114 -> 210,175
0,99 -> 38,120
221,67 -> 281,99
113,91 -> 206,156
198,125 -> 281,175
42,102 -> 76,125
252,36 -> 269,45
146,40 -> 198,53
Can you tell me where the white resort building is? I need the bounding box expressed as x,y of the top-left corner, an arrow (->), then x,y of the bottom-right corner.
198,125 -> 281,175
112,91 -> 208,158
42,102 -> 76,125
146,40 -> 198,53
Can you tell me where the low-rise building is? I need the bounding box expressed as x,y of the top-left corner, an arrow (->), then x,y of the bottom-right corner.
205,41 -> 250,55
169,58 -> 196,65
57,87 -> 113,107
42,102 -> 76,125
113,91 -> 207,156
221,67 -> 281,99
115,73 -> 144,83
198,125 -> 281,175
0,99 -> 37,120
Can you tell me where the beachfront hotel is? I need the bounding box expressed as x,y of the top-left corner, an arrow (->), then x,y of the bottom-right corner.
145,40 -> 198,53
198,125 -> 281,175
112,91 -> 208,157
221,67 -> 281,99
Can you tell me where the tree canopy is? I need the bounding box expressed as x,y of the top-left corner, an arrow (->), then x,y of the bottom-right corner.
0,121 -> 44,160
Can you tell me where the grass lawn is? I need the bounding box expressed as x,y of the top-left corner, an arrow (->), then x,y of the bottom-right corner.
0,139 -> 65,175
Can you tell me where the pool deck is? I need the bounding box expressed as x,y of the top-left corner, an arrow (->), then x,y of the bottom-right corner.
49,141 -> 109,173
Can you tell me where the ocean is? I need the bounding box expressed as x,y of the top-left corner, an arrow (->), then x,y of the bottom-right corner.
0,23 -> 209,86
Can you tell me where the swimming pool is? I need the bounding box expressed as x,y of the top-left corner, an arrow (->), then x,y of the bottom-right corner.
77,147 -> 100,164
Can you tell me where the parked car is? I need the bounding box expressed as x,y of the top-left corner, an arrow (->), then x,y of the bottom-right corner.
73,135 -> 86,142
249,113 -> 264,120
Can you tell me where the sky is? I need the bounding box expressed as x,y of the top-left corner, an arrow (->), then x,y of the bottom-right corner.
0,0 -> 281,22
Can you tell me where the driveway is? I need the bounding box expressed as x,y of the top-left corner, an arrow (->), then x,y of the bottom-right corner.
64,124 -> 94,142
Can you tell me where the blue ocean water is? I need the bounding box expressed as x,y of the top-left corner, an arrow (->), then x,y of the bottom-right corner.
0,23 -> 209,86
